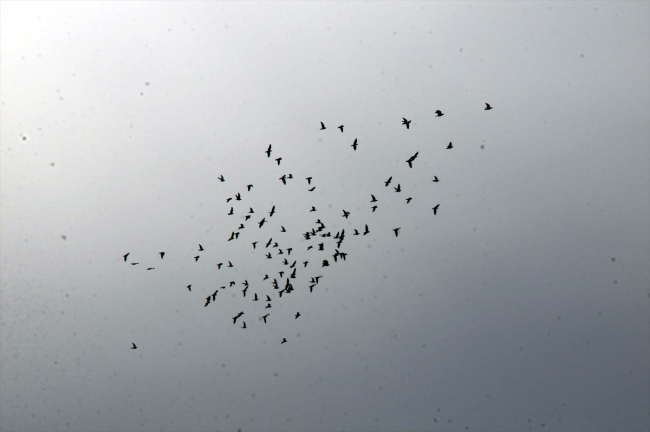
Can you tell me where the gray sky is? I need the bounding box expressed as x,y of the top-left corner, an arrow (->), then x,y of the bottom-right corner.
1,2 -> 648,431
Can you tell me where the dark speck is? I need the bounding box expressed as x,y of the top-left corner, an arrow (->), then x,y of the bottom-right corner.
50,163 -> 55,166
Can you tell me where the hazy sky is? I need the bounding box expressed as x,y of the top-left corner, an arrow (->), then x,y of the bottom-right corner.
1,2 -> 649,431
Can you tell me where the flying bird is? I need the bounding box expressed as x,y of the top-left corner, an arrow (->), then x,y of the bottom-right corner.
248,207 -> 254,213
269,205 -> 276,217
252,242 -> 258,249
393,227 -> 401,237
432,204 -> 440,215
446,142 -> 453,149
308,186 -> 315,191
484,103 -> 493,110
258,218 -> 267,228
275,157 -> 282,165
131,343 -> 137,349
432,176 -> 439,183
338,125 -> 344,132
402,117 -> 411,129
310,206 -> 316,212
228,261 -> 233,267
295,312 -> 301,319
306,177 -> 312,184
351,139 -> 358,151
218,175 -> 225,182
371,194 -> 377,202
394,184 -> 401,192
406,197 -> 412,203
253,293 -> 258,301
194,256 -> 200,262
146,267 -> 155,270
342,210 -> 350,219
235,193 -> 241,201
280,175 -> 287,185
228,207 -> 234,215
241,322 -> 247,329
406,151 -> 419,168
320,122 -> 326,130
363,224 -> 370,235
435,110 -> 444,117
198,244 -> 204,251
186,285 -> 191,292
281,338 -> 287,344
385,176 -> 392,187
371,205 -> 378,212
280,226 -> 286,232
123,253 -> 130,262
131,263 -> 139,266
233,312 -> 244,324
247,184 -> 253,191
262,314 -> 269,323
217,263 -> 223,269
265,144 -> 272,157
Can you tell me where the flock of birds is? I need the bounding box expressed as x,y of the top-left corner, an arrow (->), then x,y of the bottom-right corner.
124,103 -> 493,349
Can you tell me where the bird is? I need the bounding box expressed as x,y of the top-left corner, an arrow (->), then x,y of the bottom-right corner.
394,184 -> 401,192
253,293 -> 258,301
266,238 -> 273,247
228,261 -> 233,267
286,248 -> 293,255
186,285 -> 191,292
252,242 -> 258,249
146,267 -> 155,270
275,157 -> 282,166
249,207 -> 254,214
226,197 -> 232,202
371,205 -> 378,212
280,226 -> 286,232
308,186 -> 315,191
406,151 -> 419,168
218,175 -> 225,182
303,261 -> 309,267
212,290 -> 218,301
370,194 -> 377,202
247,184 -> 253,191
280,175 -> 287,185
402,117 -> 411,129
338,125 -> 344,132
205,296 -> 211,307
269,206 -> 276,217
123,253 -> 130,262
446,142 -> 453,149
194,256 -> 200,262
432,204 -> 440,215
241,322 -> 247,329
265,303 -> 272,309
259,218 -> 267,228
435,110 -> 444,117
432,176 -> 439,183
353,229 -> 360,235
265,144 -> 272,157
342,210 -> 350,219
235,193 -> 241,201
385,176 -> 392,186
262,314 -> 269,323
228,207 -> 234,215
242,287 -> 248,297
266,252 -> 272,259
363,224 -> 370,235
484,103 -> 492,110
393,227 -> 401,237
306,177 -> 312,184
130,263 -> 139,266
310,206 -> 316,212
230,281 -> 236,287
245,215 -> 251,221
198,244 -> 204,251
295,312 -> 301,319
320,122 -> 326,130
233,312 -> 244,324
217,263 -> 223,269
351,139 -> 358,151
131,343 -> 137,349
406,197 -> 412,203
281,338 -> 287,344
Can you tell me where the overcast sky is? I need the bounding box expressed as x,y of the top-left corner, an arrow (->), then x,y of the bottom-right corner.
1,2 -> 649,432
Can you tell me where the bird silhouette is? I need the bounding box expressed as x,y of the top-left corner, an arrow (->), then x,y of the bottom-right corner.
194,256 -> 200,262
252,242 -> 258,249
212,290 -> 218,301
266,252 -> 272,259
131,343 -> 137,349
235,193 -> 241,201
198,244 -> 204,251
259,218 -> 267,228
241,322 -> 247,329
295,312 -> 301,319
406,197 -> 412,203
402,117 -> 411,129
310,206 -> 316,212
280,226 -> 286,232
281,338 -> 287,344
249,207 -> 254,213
275,157 -> 282,166
353,229 -> 360,235
269,206 -> 276,217
226,197 -> 232,202
320,122 -> 326,130
187,285 -> 191,292
217,263 -> 223,269
363,224 -> 370,235
265,303 -> 272,309
485,103 -> 493,110
371,205 -> 378,212
247,184 -> 253,191
159,252 -> 165,259
228,207 -> 234,215
218,175 -> 225,182
306,177 -> 312,184
432,176 -> 439,182
435,110 -> 444,117
308,186 -> 316,191
394,184 -> 401,192
338,125 -> 344,132
262,314 -> 269,323
393,227 -> 401,237
351,139 -> 358,151
131,263 -> 139,265
280,175 -> 287,185
406,151 -> 419,168
446,142 -> 453,149
146,267 -> 155,270
371,194 -> 377,202
205,296 -> 211,307
342,210 -> 350,219
266,238 -> 273,247
385,176 -> 392,186
233,312 -> 244,324
123,253 -> 130,262
432,204 -> 440,215
228,261 -> 233,267
253,293 -> 258,301
265,144 -> 272,157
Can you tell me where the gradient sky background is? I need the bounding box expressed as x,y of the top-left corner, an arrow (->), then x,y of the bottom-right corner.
1,2 -> 649,431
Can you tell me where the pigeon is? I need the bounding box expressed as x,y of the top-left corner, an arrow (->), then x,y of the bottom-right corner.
338,125 -> 344,132
218,175 -> 225,182
435,110 -> 444,117
485,103 -> 493,110
446,142 -> 453,149
393,227 -> 401,237
351,139 -> 358,150
131,343 -> 137,349
265,144 -> 272,157
402,117 -> 411,129
432,204 -> 440,215
320,122 -> 326,130
123,253 -> 130,262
